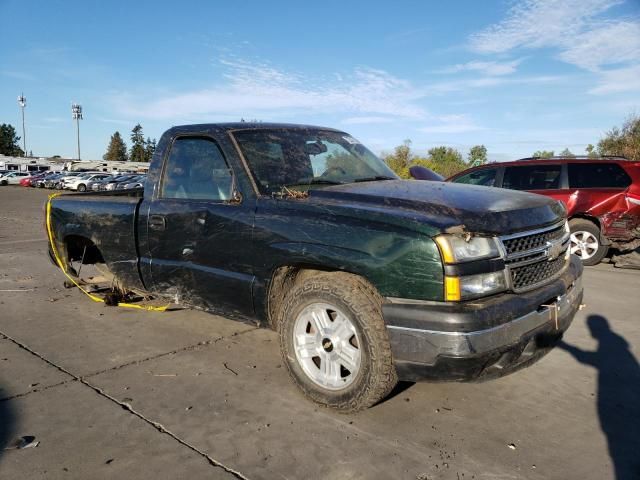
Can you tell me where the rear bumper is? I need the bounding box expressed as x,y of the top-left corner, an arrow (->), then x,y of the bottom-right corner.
383,255 -> 583,382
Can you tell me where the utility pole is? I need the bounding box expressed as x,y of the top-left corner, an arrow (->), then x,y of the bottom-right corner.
71,103 -> 83,160
17,94 -> 26,157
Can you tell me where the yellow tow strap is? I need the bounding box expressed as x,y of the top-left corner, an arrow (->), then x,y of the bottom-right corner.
46,192 -> 169,312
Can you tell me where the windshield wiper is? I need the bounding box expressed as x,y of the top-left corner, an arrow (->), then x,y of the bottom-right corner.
284,179 -> 345,187
353,175 -> 396,182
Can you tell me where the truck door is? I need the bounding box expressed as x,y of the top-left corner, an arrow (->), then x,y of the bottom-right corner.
143,135 -> 255,316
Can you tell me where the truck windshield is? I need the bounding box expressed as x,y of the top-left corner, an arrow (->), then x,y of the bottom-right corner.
232,128 -> 397,195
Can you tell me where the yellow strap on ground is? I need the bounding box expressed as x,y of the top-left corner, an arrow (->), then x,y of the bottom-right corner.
45,192 -> 169,312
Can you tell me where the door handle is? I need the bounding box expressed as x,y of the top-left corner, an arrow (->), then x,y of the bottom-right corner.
149,214 -> 166,231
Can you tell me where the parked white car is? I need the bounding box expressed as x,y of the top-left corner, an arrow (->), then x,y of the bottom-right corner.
63,173 -> 111,192
0,171 -> 32,185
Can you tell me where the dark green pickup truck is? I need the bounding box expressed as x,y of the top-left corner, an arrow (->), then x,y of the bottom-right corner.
47,123 -> 583,411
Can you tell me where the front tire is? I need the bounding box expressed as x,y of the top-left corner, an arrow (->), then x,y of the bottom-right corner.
77,184 -> 86,192
569,218 -> 608,266
278,272 -> 397,412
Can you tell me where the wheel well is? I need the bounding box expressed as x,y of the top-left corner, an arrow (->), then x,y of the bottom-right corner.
266,265 -> 375,330
569,214 -> 600,230
64,235 -> 104,264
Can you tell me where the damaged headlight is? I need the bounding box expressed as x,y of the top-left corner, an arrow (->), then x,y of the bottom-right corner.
445,271 -> 507,301
434,235 -> 500,263
435,234 -> 506,301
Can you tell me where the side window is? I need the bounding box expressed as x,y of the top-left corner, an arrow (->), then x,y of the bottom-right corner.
453,168 -> 497,187
503,165 -> 561,190
568,163 -> 631,188
161,137 -> 234,201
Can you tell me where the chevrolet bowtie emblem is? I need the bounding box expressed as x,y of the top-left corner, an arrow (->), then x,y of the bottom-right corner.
546,240 -> 564,261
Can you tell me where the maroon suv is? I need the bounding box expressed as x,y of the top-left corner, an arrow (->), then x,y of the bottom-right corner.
448,157 -> 640,265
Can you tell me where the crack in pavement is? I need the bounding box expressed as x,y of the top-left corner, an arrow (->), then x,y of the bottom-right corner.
0,379 -> 77,402
0,329 -> 253,480
82,327 -> 258,380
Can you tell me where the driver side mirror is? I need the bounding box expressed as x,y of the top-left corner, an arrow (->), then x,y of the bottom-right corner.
409,165 -> 444,181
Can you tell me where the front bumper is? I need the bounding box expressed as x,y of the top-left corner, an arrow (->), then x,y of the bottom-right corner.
383,255 -> 583,382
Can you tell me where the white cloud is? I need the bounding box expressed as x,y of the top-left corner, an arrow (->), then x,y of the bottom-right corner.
469,0 -> 640,93
419,114 -> 485,134
469,0 -> 621,56
114,59 -> 426,121
588,65 -> 640,94
425,74 -> 564,95
559,20 -> 640,71
438,59 -> 523,76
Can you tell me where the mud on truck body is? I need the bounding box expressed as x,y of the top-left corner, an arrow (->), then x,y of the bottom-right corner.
46,123 -> 584,411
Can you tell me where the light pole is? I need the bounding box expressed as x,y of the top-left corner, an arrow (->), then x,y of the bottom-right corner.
71,103 -> 83,160
17,94 -> 26,157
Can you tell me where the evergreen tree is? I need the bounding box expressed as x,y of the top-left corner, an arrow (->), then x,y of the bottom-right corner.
129,124 -> 146,162
103,131 -> 128,162
144,137 -> 157,162
0,123 -> 24,156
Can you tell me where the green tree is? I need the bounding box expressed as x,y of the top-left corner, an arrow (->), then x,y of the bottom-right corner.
103,131 -> 128,162
383,140 -> 413,178
559,148 -> 575,157
425,146 -> 468,178
533,150 -> 554,158
144,137 -> 157,162
598,115 -> 640,161
0,123 -> 24,156
129,124 -> 146,162
585,144 -> 598,158
468,145 -> 487,166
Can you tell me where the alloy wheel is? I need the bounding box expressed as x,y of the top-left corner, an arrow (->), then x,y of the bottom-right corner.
570,231 -> 599,260
293,303 -> 361,391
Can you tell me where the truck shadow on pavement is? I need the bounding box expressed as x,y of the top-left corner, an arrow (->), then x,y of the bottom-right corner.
0,391 -> 17,460
558,315 -> 640,480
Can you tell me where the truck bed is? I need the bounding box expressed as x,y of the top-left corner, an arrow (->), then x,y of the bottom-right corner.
48,189 -> 146,291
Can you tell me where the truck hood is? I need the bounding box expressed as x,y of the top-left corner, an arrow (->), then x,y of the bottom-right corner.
309,180 -> 565,235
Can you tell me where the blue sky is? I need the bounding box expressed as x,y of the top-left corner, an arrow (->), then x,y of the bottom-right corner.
1,0 -> 639,161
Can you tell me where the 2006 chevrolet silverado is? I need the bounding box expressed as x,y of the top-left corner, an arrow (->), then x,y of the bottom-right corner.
46,123 -> 583,411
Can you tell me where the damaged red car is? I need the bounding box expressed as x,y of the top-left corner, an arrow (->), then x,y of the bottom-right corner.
448,157 -> 640,265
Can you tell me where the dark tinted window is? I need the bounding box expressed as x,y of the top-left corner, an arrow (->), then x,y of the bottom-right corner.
161,137 -> 233,201
568,162 -> 631,188
453,168 -> 497,187
503,165 -> 561,190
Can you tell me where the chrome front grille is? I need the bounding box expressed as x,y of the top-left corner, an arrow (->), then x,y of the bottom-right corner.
502,224 -> 565,256
500,222 -> 570,292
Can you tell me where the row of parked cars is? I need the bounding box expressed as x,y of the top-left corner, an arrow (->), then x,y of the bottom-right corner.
0,170 -> 146,191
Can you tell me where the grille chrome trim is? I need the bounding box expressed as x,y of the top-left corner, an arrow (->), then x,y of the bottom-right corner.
500,221 -> 566,242
499,221 -> 570,292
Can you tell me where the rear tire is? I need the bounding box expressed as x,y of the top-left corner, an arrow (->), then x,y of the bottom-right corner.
278,272 -> 397,412
77,184 -> 86,192
569,218 -> 608,266
1,180 -> 7,186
